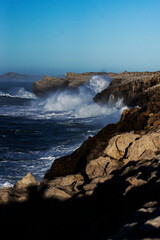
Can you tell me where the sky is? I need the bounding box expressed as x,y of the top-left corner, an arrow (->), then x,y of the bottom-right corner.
0,0 -> 160,75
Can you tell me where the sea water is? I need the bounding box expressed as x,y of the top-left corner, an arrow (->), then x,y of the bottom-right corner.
0,75 -> 127,187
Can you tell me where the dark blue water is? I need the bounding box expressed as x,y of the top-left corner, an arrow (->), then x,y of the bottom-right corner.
0,76 -> 126,187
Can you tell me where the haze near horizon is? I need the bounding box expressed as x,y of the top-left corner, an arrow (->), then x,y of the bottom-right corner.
0,0 -> 160,75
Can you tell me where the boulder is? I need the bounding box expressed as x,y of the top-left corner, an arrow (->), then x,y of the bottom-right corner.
104,132 -> 140,160
127,130 -> 160,161
14,172 -> 38,189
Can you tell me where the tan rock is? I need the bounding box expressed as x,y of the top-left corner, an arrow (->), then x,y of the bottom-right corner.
43,186 -> 72,201
14,172 -> 38,189
127,131 -> 160,160
145,216 -> 160,228
46,173 -> 84,192
104,132 -> 140,160
86,157 -> 111,179
0,188 -> 10,204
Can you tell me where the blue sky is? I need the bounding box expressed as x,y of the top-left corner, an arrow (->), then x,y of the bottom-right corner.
0,0 -> 160,75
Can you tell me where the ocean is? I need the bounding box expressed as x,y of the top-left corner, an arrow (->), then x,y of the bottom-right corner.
0,75 -> 127,187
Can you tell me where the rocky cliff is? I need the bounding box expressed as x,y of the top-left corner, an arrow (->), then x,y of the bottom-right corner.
0,71 -> 160,239
33,72 -> 107,96
94,71 -> 160,107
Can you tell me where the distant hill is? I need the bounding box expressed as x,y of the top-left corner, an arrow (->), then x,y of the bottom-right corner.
0,72 -> 41,81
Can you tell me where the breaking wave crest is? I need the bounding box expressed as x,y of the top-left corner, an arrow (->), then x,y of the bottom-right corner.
41,75 -> 127,118
0,75 -> 127,120
0,87 -> 37,99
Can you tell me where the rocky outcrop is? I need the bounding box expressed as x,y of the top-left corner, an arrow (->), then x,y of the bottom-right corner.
33,72 -> 107,96
1,71 -> 160,239
45,100 -> 160,179
94,71 -> 160,107
0,116 -> 160,239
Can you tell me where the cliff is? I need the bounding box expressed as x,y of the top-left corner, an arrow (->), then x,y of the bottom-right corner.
94,71 -> 160,107
0,71 -> 160,239
0,101 -> 160,239
33,72 -> 107,96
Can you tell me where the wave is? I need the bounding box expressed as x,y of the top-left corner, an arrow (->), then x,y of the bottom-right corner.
41,75 -> 127,118
0,75 -> 127,120
0,87 -> 37,99
0,182 -> 13,188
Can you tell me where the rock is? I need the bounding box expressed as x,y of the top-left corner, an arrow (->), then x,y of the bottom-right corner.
86,157 -> 110,179
14,172 -> 38,189
45,101 -> 160,179
43,186 -> 72,201
126,129 -> 160,161
145,216 -> 160,229
33,76 -> 69,96
94,71 -> 160,107
33,72 -> 108,96
104,132 -> 140,160
0,188 -> 11,204
44,173 -> 84,193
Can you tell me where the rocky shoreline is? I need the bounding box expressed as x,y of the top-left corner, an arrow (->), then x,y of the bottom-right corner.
33,72 -> 107,96
0,71 -> 160,239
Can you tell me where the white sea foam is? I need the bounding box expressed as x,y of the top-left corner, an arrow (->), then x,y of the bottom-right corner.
42,75 -> 127,118
0,87 -> 37,99
0,182 -> 13,188
0,75 -> 127,120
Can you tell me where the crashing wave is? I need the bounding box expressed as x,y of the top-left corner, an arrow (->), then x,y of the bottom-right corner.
0,87 -> 37,99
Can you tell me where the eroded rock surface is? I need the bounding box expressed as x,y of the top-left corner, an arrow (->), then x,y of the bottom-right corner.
45,101 -> 160,179
94,71 -> 160,107
1,71 -> 160,239
33,72 -> 107,96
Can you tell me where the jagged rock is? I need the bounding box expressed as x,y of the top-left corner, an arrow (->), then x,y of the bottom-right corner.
104,132 -> 140,160
86,157 -> 110,179
127,128 -> 160,161
1,72 -> 160,239
14,172 -> 38,189
43,173 -> 84,195
33,72 -> 107,96
94,71 -> 160,107
145,216 -> 160,229
43,186 -> 72,201
45,101 -> 160,179
0,188 -> 12,204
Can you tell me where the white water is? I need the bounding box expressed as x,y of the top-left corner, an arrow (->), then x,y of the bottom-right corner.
0,75 -> 128,187
0,75 -> 127,120
0,87 -> 37,99
41,75 -> 127,119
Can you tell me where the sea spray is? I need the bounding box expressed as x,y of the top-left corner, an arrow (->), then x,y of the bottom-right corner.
0,87 -> 37,99
42,75 -> 126,118
0,75 -> 127,186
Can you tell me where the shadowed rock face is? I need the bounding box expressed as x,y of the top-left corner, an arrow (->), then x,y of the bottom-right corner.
33,72 -> 107,96
45,101 -> 160,179
94,71 -> 160,107
0,109 -> 160,239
